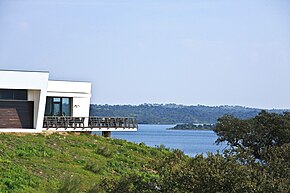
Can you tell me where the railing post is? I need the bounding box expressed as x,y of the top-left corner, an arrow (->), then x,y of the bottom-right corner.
102,131 -> 111,138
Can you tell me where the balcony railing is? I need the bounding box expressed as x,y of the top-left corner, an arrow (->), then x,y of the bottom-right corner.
43,116 -> 137,130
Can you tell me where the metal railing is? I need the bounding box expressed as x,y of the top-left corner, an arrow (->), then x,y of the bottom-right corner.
43,116 -> 137,130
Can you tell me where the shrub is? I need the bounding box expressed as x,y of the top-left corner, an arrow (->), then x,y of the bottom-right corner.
95,146 -> 113,158
84,162 -> 103,174
88,173 -> 158,193
57,175 -> 81,193
154,150 -> 290,193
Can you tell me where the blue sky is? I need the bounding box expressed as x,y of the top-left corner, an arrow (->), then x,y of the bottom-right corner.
0,0 -> 290,109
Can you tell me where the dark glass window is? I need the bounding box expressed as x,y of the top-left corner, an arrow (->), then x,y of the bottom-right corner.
45,97 -> 72,116
14,90 -> 27,100
0,89 -> 13,99
0,89 -> 27,100
45,97 -> 53,115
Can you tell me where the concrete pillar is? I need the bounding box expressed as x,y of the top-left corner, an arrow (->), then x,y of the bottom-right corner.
102,131 -> 111,138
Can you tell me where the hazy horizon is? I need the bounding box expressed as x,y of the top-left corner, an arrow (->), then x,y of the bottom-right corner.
90,102 -> 290,110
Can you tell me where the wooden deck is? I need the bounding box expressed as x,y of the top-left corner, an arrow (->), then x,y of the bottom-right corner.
43,116 -> 138,132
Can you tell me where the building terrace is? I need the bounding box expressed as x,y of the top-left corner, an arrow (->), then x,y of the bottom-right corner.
0,70 -> 137,136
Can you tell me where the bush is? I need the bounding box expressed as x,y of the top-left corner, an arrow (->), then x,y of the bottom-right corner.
57,175 -> 81,193
95,146 -> 113,158
88,173 -> 158,193
84,162 -> 103,174
155,151 -> 290,193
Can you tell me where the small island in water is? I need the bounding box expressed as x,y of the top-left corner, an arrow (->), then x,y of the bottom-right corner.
168,123 -> 215,130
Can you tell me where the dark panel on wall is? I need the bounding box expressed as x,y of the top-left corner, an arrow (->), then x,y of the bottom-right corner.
0,101 -> 34,129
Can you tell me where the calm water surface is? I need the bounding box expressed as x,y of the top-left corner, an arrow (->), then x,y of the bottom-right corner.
107,124 -> 226,157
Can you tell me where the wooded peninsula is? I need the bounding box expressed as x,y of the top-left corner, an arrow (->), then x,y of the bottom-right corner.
168,123 -> 215,130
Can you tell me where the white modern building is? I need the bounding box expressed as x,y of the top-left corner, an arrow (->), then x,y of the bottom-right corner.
0,70 -> 137,134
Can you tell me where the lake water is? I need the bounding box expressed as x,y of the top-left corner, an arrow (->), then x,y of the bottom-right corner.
98,124 -> 226,157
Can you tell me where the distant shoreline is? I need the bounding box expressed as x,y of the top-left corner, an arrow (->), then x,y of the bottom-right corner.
167,123 -> 215,131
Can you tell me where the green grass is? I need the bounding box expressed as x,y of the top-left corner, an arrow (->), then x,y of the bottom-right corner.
0,132 -> 170,192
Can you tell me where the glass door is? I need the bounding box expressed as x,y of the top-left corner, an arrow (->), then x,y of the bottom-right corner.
53,98 -> 61,116
62,98 -> 71,116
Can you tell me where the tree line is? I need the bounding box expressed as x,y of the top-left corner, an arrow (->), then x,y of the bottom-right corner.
90,103 -> 288,124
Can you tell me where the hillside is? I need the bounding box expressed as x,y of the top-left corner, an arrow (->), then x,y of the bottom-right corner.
0,133 -> 170,192
90,103 -> 289,124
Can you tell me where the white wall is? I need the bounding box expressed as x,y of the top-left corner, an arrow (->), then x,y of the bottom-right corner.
0,70 -> 49,90
47,80 -> 92,118
72,97 -> 91,117
27,90 -> 45,129
47,80 -> 91,94
0,70 -> 49,132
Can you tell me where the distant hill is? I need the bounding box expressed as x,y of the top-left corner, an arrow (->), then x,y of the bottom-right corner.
90,104 -> 289,124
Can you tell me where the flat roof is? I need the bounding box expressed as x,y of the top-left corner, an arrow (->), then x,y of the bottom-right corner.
48,79 -> 91,83
0,69 -> 49,73
0,70 -> 90,83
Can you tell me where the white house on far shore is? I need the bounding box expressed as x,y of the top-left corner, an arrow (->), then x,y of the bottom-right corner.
0,70 -> 137,133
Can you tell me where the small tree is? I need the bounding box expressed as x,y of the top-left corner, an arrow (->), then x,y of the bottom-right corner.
214,110 -> 290,163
